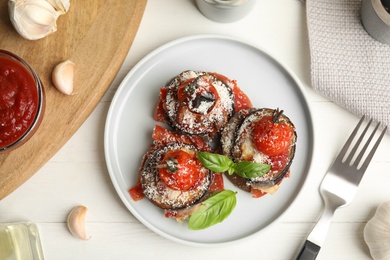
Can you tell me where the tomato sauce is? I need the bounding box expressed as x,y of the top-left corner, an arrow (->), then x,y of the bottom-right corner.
128,181 -> 144,201
210,72 -> 252,111
232,86 -> 252,111
0,56 -> 39,149
153,87 -> 168,123
208,173 -> 224,192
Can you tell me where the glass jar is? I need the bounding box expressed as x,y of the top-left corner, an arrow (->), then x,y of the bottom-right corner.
0,50 -> 45,152
0,222 -> 44,260
196,0 -> 256,23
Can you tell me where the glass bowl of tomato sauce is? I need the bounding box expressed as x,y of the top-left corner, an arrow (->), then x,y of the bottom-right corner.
0,50 -> 45,152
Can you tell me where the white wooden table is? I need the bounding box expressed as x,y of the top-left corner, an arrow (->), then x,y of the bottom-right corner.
1,1 -> 389,259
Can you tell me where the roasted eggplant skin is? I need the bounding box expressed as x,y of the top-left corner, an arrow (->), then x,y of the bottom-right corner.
141,142 -> 211,210
221,108 -> 297,192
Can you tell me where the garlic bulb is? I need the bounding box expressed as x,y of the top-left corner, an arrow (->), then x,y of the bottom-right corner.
364,201 -> 390,260
67,205 -> 90,240
8,0 -> 71,40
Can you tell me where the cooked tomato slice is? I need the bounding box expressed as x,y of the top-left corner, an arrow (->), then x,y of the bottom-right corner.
269,148 -> 290,172
177,77 -> 219,114
158,150 -> 202,191
176,78 -> 196,102
253,116 -> 293,156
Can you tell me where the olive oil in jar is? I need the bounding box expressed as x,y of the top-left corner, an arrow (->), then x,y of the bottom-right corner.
0,222 -> 44,260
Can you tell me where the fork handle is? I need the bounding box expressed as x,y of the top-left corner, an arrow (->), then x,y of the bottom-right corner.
295,240 -> 320,260
295,202 -> 338,259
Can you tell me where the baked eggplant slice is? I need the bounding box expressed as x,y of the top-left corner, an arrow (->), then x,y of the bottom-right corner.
141,142 -> 211,210
220,107 -> 258,158
221,108 -> 297,194
164,70 -> 235,137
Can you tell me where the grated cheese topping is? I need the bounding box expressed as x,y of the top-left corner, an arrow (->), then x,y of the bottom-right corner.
164,70 -> 234,136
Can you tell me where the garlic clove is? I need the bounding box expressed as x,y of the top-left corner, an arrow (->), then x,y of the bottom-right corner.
46,0 -> 70,14
52,60 -> 75,95
67,205 -> 90,240
8,0 -> 71,40
364,201 -> 390,260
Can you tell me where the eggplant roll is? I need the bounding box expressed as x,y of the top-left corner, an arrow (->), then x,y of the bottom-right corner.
221,108 -> 297,193
141,142 -> 211,210
164,70 -> 235,137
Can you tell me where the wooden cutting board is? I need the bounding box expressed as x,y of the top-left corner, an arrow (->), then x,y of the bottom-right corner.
0,0 -> 147,200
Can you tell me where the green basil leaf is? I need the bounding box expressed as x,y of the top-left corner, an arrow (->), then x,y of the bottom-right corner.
227,166 -> 235,176
233,161 -> 271,179
197,152 -> 234,173
188,190 -> 237,230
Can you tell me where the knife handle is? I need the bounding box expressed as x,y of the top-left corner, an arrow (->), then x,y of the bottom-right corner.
295,240 -> 320,260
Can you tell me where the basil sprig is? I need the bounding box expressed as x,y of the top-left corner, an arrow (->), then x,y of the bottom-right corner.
187,152 -> 271,230
197,152 -> 270,179
188,190 -> 236,230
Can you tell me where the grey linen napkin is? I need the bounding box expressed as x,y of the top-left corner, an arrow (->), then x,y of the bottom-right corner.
306,0 -> 390,128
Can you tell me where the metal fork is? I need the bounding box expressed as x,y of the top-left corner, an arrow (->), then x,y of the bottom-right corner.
296,116 -> 388,260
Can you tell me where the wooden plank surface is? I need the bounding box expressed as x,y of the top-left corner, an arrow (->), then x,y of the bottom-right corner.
0,0 -> 147,200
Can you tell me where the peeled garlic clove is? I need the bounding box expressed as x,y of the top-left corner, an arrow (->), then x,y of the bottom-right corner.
8,0 -> 70,40
52,60 -> 75,95
364,201 -> 390,260
67,205 -> 90,240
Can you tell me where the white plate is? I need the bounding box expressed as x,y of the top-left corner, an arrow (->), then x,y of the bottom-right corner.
104,34 -> 314,246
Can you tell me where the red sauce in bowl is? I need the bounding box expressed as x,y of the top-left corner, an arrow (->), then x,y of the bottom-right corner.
0,50 -> 44,152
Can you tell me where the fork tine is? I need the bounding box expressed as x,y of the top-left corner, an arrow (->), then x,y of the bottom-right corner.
358,125 -> 388,171
345,118 -> 373,163
336,116 -> 365,161
353,122 -> 379,167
